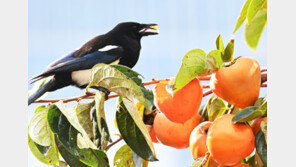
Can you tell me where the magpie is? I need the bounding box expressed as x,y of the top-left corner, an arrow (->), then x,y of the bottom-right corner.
28,22 -> 159,105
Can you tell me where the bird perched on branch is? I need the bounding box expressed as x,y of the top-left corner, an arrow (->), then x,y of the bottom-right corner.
28,22 -> 159,105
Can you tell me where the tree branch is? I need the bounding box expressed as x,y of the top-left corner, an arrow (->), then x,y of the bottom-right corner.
33,70 -> 267,104
105,136 -> 123,151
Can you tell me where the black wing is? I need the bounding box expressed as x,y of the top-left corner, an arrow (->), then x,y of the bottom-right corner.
31,47 -> 123,82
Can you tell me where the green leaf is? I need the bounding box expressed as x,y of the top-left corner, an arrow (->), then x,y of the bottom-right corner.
112,64 -> 144,86
245,9 -> 267,50
55,136 -> 88,167
55,101 -> 97,149
28,134 -> 59,165
139,87 -> 154,112
29,106 -> 51,146
173,49 -> 207,92
112,64 -> 154,111
255,130 -> 267,165
232,96 -> 267,124
48,106 -> 110,167
254,97 -> 265,107
232,106 -> 260,123
247,0 -> 266,23
222,39 -> 234,62
113,145 -> 135,167
261,121 -> 267,142
87,63 -> 149,110
216,35 -> 224,51
94,91 -> 111,150
75,101 -> 95,139
47,105 -> 62,133
233,0 -> 252,33
116,97 -> 157,161
199,50 -> 223,76
208,97 -> 228,121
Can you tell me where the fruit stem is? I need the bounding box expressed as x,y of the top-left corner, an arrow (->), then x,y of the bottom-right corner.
199,152 -> 210,167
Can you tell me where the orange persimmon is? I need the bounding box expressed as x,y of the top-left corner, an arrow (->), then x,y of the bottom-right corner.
207,114 -> 255,166
189,121 -> 212,159
154,78 -> 203,123
153,112 -> 201,149
210,57 -> 261,108
251,117 -> 267,135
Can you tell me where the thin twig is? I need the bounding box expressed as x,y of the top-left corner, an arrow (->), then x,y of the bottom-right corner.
203,90 -> 213,97
261,67 -> 267,72
33,71 -> 267,104
105,136 -> 123,151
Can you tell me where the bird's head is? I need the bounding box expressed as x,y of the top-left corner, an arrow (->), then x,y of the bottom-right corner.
109,22 -> 159,40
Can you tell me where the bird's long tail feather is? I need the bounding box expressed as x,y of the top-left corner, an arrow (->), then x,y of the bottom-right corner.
28,79 -> 56,105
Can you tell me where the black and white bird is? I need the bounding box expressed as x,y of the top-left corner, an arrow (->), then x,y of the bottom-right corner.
28,22 -> 159,105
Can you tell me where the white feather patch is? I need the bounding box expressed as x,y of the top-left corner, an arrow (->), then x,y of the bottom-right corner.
71,59 -> 120,86
98,45 -> 120,52
71,69 -> 92,86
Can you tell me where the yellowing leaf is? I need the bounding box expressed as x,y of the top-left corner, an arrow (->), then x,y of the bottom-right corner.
222,39 -> 234,62
29,106 -> 52,146
135,102 -> 145,119
94,91 -> 111,150
75,101 -> 95,139
233,0 -> 252,33
245,9 -> 267,50
216,35 -> 224,51
87,64 -> 149,110
247,0 -> 267,23
113,145 -> 134,167
28,135 -> 59,165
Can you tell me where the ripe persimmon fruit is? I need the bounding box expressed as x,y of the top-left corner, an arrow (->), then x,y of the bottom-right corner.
207,114 -> 255,166
251,117 -> 267,134
153,112 -> 201,149
145,125 -> 159,143
207,156 -> 223,167
210,57 -> 261,108
154,78 -> 203,123
231,163 -> 250,167
149,125 -> 159,143
189,121 -> 212,159
207,156 -> 250,167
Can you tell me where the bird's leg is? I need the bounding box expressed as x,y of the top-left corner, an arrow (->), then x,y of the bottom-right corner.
90,86 -> 110,100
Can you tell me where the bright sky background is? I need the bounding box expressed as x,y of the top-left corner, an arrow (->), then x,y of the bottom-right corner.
28,0 -> 267,166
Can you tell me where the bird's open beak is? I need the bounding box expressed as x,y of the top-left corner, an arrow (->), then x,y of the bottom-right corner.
139,24 -> 159,36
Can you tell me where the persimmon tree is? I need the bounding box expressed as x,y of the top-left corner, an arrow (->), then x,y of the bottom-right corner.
28,0 -> 267,166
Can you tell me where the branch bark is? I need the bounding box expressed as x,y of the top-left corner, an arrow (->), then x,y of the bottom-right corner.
105,136 -> 123,151
33,70 -> 267,104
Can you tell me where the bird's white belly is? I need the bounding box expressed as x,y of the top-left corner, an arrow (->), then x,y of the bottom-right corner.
71,69 -> 92,86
